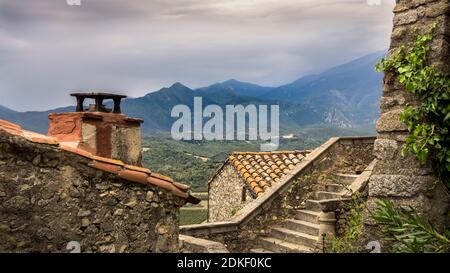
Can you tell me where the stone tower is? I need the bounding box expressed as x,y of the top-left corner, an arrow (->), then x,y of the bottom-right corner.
365,0 -> 450,237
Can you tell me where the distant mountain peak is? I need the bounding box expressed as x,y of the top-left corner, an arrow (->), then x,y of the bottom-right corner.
0,105 -> 16,114
223,79 -> 241,84
170,82 -> 190,89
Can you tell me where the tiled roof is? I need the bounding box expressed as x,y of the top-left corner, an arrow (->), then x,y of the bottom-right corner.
228,151 -> 309,198
0,119 -> 199,204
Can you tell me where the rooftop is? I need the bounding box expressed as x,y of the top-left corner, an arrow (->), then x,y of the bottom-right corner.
214,150 -> 310,198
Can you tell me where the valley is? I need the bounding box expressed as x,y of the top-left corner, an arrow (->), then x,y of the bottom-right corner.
141,124 -> 375,192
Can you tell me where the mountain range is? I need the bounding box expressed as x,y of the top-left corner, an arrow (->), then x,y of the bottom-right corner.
0,51 -> 385,135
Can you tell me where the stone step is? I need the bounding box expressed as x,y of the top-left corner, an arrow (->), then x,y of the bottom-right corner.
271,227 -> 318,247
259,237 -> 313,253
313,191 -> 342,200
333,173 -> 359,184
249,248 -> 274,253
282,219 -> 319,236
305,199 -> 321,212
294,210 -> 320,223
326,183 -> 345,193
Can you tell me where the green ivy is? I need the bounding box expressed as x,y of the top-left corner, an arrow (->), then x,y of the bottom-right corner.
376,23 -> 450,187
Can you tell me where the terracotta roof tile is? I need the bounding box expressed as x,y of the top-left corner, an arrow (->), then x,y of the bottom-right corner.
0,119 -> 199,204
92,156 -> 125,166
151,172 -> 173,182
124,164 -> 152,174
227,150 -> 309,198
173,182 -> 191,191
60,144 -> 96,159
89,161 -> 122,174
118,169 -> 149,185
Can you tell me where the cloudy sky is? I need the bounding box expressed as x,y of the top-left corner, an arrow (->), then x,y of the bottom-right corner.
0,0 -> 395,111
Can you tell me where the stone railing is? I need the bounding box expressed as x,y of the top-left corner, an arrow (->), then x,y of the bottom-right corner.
180,136 -> 376,249
179,235 -> 229,253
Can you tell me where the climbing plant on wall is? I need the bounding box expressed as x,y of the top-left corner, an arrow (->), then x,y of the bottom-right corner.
376,23 -> 450,188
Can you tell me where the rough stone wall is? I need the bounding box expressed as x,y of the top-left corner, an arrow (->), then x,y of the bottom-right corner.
365,0 -> 450,239
329,139 -> 375,174
208,164 -> 253,222
0,131 -> 184,253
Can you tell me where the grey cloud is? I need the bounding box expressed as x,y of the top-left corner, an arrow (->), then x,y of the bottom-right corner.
0,0 -> 395,111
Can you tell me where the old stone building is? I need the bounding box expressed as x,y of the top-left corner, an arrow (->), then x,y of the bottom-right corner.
0,93 -> 199,253
183,137 -> 376,252
208,151 -> 310,222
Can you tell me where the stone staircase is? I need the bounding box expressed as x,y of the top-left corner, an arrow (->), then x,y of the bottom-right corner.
250,173 -> 358,253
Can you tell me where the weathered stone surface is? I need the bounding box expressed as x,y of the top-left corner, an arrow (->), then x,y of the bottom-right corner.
146,191 -> 154,202
393,7 -> 423,26
0,130 -> 185,253
369,175 -> 436,197
373,138 -> 399,161
77,209 -> 92,218
393,0 -> 435,13
179,235 -> 229,253
4,196 -> 30,210
208,164 -> 253,222
376,109 -> 407,133
425,1 -> 450,18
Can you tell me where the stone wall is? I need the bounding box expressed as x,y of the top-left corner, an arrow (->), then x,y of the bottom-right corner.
0,131 -> 184,253
208,164 -> 253,222
365,0 -> 450,239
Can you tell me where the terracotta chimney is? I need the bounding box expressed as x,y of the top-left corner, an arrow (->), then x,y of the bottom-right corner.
48,92 -> 143,166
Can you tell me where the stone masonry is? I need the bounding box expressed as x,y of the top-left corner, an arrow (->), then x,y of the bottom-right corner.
365,0 -> 450,238
208,164 -> 253,222
0,125 -> 192,253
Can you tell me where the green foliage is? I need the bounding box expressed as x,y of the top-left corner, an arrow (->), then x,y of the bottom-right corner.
372,199 -> 450,253
376,23 -> 450,187
141,136 -> 262,191
180,209 -> 208,225
326,196 -> 365,253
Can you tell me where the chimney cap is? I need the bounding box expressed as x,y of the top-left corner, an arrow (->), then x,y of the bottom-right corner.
70,92 -> 127,99
70,92 -> 127,113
